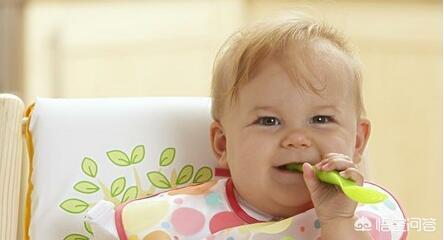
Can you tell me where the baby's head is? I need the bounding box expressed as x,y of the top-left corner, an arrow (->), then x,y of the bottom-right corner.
210,13 -> 371,218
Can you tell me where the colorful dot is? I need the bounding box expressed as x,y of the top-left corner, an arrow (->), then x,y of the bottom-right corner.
299,226 -> 305,232
383,199 -> 397,210
128,235 -> 138,240
171,207 -> 205,236
174,198 -> 183,205
206,192 -> 222,208
142,230 -> 171,240
209,211 -> 245,234
314,219 -> 321,229
280,236 -> 294,240
161,222 -> 170,229
123,200 -> 169,234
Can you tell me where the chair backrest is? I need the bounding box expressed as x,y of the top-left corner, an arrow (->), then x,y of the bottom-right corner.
25,97 -> 218,240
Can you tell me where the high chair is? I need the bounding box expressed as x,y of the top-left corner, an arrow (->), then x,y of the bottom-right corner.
0,94 -> 406,240
0,94 -> 218,239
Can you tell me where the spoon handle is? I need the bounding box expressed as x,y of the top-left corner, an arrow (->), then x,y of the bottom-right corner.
285,163 -> 388,204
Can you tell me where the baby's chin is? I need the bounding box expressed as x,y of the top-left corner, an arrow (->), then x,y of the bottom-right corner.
267,189 -> 314,217
271,200 -> 315,219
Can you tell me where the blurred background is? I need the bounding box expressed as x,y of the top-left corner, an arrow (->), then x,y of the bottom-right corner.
1,0 -> 442,239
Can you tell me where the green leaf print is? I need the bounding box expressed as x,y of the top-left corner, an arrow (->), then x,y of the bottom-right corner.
64,233 -> 89,240
110,177 -> 126,197
147,171 -> 172,189
60,198 -> 89,214
73,181 -> 99,194
159,147 -> 176,166
193,167 -> 213,184
130,145 -> 145,164
84,221 -> 93,234
107,150 -> 131,166
176,165 -> 194,185
121,186 -> 139,203
81,157 -> 97,178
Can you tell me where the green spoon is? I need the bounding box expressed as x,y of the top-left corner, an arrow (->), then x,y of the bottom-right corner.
285,163 -> 388,204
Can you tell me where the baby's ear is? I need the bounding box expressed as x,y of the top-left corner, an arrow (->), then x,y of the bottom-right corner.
210,120 -> 228,168
353,119 -> 371,164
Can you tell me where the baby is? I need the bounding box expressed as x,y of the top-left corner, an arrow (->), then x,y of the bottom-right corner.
209,13 -> 372,238
211,13 -> 370,239
87,13 -> 407,240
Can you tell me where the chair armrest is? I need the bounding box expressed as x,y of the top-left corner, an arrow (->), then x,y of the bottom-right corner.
0,94 -> 25,240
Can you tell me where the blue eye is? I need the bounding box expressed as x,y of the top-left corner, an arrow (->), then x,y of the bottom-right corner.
311,115 -> 334,124
256,116 -> 281,126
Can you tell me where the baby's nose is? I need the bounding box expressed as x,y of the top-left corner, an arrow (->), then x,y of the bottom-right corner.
281,130 -> 312,149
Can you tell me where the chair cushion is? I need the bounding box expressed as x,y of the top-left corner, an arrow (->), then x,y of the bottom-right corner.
27,97 -> 218,240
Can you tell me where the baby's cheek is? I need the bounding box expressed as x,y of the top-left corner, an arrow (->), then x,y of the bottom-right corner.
320,135 -> 353,157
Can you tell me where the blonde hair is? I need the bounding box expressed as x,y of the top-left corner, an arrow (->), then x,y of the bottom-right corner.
211,12 -> 365,120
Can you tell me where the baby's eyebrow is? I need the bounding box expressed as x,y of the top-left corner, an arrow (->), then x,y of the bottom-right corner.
248,104 -> 343,115
314,104 -> 342,113
249,105 -> 277,114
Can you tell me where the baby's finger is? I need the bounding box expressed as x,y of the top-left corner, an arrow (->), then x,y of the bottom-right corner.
319,158 -> 356,172
302,162 -> 322,192
339,168 -> 364,185
315,158 -> 329,169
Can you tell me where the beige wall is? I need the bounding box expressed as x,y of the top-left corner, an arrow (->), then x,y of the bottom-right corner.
24,0 -> 442,239
0,0 -> 24,98
24,0 -> 246,102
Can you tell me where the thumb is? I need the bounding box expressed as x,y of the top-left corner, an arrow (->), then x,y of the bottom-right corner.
302,162 -> 321,193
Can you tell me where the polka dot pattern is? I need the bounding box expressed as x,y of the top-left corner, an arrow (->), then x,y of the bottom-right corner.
161,222 -> 170,229
209,211 -> 245,234
119,179 -> 400,239
314,219 -> 321,229
205,192 -> 222,208
143,230 -> 171,240
280,236 -> 295,240
384,199 -> 396,210
299,226 -> 305,232
171,207 -> 205,236
174,198 -> 183,205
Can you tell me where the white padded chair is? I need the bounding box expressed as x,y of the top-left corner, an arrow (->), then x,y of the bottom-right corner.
0,95 -> 220,240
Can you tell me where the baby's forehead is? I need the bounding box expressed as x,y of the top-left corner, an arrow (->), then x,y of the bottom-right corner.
218,40 -> 363,121
282,39 -> 355,83
249,40 -> 356,98
230,42 -> 359,114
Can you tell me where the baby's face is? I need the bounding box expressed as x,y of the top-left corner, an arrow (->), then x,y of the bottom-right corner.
214,48 -> 369,218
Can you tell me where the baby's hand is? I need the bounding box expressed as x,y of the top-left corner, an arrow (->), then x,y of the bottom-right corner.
302,153 -> 363,225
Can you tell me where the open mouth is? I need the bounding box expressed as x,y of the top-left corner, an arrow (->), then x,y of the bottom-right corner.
272,163 -> 306,185
276,163 -> 303,173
